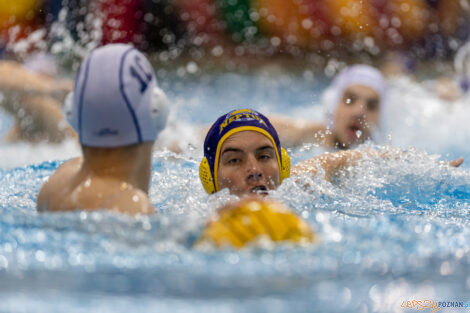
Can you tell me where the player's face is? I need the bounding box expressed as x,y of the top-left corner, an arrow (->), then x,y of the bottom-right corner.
217,131 -> 280,197
333,84 -> 380,148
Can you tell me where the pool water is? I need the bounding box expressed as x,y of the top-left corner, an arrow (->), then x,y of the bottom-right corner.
0,70 -> 469,313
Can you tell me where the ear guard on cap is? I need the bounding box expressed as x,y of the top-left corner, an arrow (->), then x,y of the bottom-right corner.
150,86 -> 169,136
63,87 -> 169,135
63,91 -> 77,131
199,157 -> 215,194
199,147 -> 291,194
280,147 -> 291,181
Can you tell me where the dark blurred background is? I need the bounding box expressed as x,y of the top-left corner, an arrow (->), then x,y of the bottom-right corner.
0,0 -> 468,62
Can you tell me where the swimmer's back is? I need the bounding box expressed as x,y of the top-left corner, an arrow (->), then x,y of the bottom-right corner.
37,158 -> 154,215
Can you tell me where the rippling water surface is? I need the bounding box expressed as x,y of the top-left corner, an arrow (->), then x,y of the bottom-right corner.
0,70 -> 469,312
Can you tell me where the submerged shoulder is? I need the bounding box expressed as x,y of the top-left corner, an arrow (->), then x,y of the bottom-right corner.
45,157 -> 83,188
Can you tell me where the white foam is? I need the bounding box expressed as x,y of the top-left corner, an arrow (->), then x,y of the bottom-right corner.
0,139 -> 80,169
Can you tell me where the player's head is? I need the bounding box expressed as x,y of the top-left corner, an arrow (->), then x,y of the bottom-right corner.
323,64 -> 386,148
64,44 -> 169,148
199,109 -> 290,196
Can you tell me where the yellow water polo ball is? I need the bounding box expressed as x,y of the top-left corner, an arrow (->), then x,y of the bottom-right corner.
198,198 -> 315,248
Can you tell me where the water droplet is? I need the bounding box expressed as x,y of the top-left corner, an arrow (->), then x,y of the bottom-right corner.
440,261 -> 452,276
84,179 -> 91,188
35,250 -> 46,262
186,61 -> 198,74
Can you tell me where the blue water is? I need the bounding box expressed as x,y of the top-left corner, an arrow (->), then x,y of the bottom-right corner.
0,70 -> 469,312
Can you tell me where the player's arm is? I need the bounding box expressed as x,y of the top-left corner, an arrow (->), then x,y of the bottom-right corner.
0,61 -> 75,143
292,150 -> 464,181
292,150 -> 363,180
0,61 -> 72,98
2,94 -> 76,142
269,114 -> 328,148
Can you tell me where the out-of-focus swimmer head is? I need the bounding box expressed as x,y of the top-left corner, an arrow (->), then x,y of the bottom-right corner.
323,64 -> 386,149
199,109 -> 290,197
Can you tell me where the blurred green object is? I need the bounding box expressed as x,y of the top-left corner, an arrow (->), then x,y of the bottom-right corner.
217,0 -> 260,42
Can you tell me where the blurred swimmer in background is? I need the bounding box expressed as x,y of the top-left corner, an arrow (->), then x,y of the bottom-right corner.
380,45 -> 470,103
37,44 -> 169,215
432,42 -> 470,102
0,54 -> 75,142
200,108 -> 464,197
271,64 -> 386,150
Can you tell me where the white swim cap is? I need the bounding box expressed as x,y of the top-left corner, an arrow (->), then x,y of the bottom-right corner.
323,64 -> 386,129
65,44 -> 169,148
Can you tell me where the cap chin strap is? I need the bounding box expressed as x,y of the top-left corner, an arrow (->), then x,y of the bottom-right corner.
199,147 -> 291,194
63,86 -> 169,135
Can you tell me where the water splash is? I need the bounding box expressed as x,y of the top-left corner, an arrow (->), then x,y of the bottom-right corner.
0,69 -> 469,312
0,142 -> 469,312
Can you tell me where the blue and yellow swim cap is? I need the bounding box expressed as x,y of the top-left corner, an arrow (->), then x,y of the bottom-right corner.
199,109 -> 290,194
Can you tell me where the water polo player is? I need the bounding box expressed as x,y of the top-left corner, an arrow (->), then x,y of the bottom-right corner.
199,109 -> 290,196
271,64 -> 386,150
37,44 -> 169,214
199,108 -> 380,196
200,108 -> 464,197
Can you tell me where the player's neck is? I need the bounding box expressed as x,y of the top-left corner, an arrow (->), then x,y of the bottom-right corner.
81,142 -> 153,192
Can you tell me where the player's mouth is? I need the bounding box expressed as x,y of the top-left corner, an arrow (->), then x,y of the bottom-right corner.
251,185 -> 268,195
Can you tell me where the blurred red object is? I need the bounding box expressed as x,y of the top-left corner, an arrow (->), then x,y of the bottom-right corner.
98,0 -> 144,45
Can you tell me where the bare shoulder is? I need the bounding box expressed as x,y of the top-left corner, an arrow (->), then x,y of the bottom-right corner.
46,157 -> 83,186
99,183 -> 155,215
37,157 -> 83,212
37,159 -> 154,215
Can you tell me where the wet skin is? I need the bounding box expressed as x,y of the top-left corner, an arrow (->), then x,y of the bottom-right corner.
217,131 -> 280,197
334,84 -> 380,149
